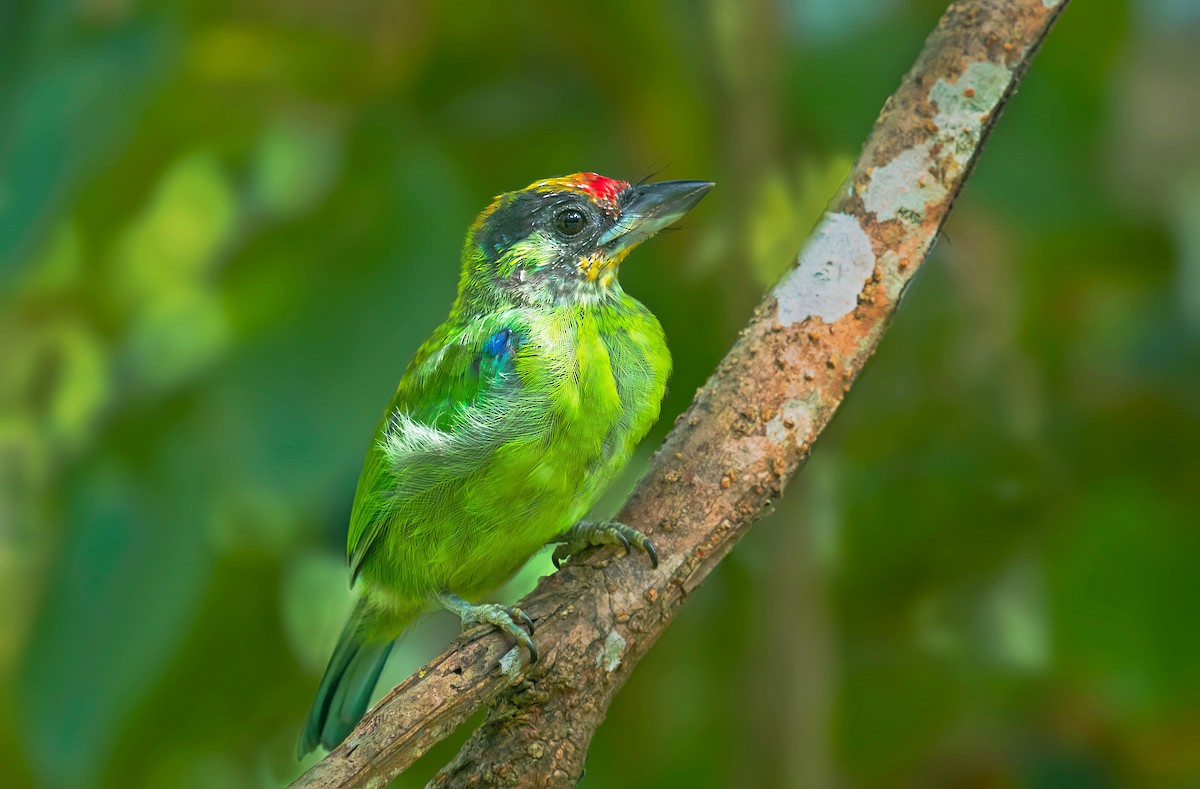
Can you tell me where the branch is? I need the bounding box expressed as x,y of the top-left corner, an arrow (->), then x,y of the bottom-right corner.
292,1 -> 1069,786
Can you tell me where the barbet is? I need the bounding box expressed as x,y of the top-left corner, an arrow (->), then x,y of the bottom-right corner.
298,173 -> 713,756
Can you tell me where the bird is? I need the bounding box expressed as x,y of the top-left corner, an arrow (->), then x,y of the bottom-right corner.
297,172 -> 714,757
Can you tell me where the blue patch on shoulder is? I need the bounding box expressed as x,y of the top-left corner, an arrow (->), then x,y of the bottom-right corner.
482,328 -> 514,358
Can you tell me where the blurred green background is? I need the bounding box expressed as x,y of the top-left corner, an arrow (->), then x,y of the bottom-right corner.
3,0 -> 1199,786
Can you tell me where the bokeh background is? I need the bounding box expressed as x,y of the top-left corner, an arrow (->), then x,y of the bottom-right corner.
3,0 -> 1199,786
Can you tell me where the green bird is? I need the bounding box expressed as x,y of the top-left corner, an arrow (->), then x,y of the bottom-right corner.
298,172 -> 713,756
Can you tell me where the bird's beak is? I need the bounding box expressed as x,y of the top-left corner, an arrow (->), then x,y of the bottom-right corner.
597,180 -> 715,258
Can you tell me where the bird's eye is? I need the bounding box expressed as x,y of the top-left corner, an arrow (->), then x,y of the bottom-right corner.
553,208 -> 588,237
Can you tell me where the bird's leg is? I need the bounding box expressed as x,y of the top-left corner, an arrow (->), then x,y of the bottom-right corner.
550,520 -> 659,570
436,591 -> 537,663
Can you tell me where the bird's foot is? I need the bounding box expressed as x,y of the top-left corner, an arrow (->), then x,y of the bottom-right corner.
551,520 -> 659,570
437,592 -> 537,663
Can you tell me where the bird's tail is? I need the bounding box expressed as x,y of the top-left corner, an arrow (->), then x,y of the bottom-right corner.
297,600 -> 406,758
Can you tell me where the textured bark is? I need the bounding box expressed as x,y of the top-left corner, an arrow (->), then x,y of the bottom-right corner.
291,1 -> 1070,787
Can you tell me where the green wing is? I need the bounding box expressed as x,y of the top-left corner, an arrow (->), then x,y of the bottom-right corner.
346,311 -> 534,582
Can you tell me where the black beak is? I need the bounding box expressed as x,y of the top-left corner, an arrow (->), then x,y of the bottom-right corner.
597,180 -> 715,255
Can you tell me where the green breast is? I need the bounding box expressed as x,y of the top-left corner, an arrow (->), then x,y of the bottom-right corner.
448,296 -> 670,596
562,296 -> 669,507
593,297 -> 672,477
357,294 -> 671,606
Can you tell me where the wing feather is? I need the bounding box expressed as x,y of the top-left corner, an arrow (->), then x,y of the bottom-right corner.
346,312 -> 539,581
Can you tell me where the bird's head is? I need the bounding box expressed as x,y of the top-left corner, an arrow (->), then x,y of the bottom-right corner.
458,173 -> 713,308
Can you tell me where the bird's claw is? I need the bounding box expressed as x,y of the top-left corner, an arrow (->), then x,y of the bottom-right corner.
551,520 -> 659,570
440,595 -> 538,663
511,606 -> 535,636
